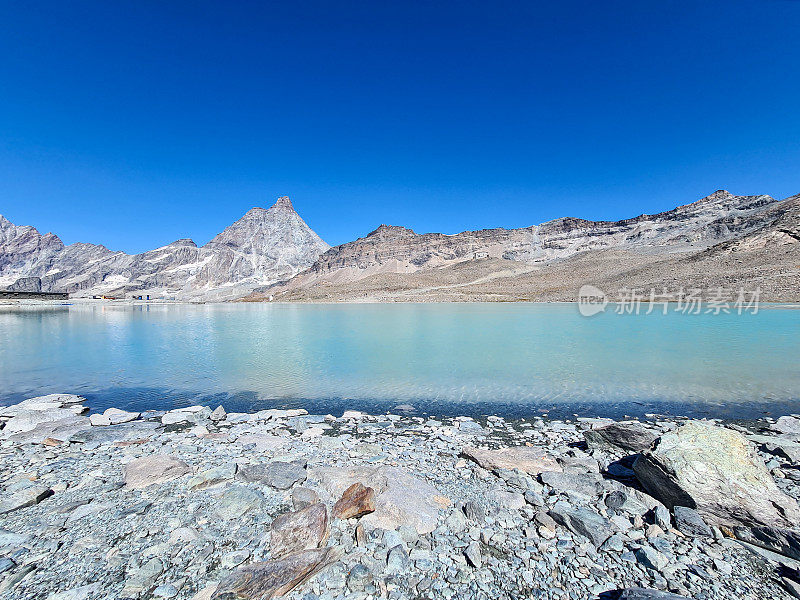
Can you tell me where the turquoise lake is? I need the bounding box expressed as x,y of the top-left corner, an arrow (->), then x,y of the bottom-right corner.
1,302 -> 799,419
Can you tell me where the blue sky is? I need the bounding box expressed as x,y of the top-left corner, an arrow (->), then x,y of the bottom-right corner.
1,1 -> 798,252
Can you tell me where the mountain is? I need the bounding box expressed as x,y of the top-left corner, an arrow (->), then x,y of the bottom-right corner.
0,197 -> 329,300
249,190 -> 800,302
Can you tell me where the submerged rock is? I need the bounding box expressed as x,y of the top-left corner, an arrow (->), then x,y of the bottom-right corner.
461,446 -> 561,475
211,547 -> 342,600
633,421 -> 800,528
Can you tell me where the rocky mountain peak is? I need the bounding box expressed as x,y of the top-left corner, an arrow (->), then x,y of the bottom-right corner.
366,224 -> 417,239
274,196 -> 294,210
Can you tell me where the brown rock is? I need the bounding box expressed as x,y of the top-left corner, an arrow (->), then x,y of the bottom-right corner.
270,502 -> 329,559
461,446 -> 562,475
42,437 -> 63,446
332,482 -> 375,520
212,547 -> 342,600
124,455 -> 191,489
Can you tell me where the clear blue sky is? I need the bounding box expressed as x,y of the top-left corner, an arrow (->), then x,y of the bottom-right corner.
1,1 -> 798,252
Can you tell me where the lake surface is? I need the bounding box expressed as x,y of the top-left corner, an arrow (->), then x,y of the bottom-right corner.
1,302 -> 799,419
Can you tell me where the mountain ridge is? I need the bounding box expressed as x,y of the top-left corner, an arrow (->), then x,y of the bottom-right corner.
0,196 -> 329,299
249,190 -> 799,302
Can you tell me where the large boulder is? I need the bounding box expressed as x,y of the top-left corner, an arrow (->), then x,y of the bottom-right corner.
633,421 -> 800,528
308,465 -> 449,534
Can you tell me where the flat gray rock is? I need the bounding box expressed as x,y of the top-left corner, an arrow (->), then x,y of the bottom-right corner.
540,471 -> 602,497
673,506 -> 712,537
214,485 -> 264,520
549,502 -> 612,546
584,422 -> 659,453
124,455 -> 191,489
461,446 -> 561,475
237,461 -> 307,490
0,485 -> 53,514
616,588 -> 690,600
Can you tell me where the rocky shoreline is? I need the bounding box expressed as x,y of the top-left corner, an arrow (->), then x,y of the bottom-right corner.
3,396 -> 800,599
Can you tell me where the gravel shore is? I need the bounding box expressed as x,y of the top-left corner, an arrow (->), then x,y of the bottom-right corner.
3,396 -> 800,600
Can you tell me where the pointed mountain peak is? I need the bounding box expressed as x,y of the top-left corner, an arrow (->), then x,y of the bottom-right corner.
274,196 -> 294,210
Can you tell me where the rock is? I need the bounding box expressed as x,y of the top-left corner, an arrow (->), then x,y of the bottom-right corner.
188,464 -> 237,490
0,485 -> 53,514
0,558 -> 15,575
584,422 -> 659,453
121,557 -> 164,598
3,415 -> 91,445
211,547 -> 342,600
749,434 -> 800,463
487,488 -> 525,509
733,526 -> 800,560
45,583 -> 101,600
309,465 -> 449,534
616,589 -> 691,599
346,564 -> 372,591
635,546 -> 669,571
653,505 -> 671,530
341,410 -> 365,420
70,421 -> 159,445
462,500 -> 484,522
162,412 -> 192,425
539,471 -> 602,497
633,421 -> 800,527
90,407 -> 140,426
215,486 -> 264,520
291,487 -> 319,510
234,434 -> 288,452
386,545 -> 410,573
210,405 -> 227,422
237,461 -> 306,490
191,584 -> 219,600
270,502 -> 329,558
464,541 -> 482,567
672,506 -> 712,537
89,413 -> 110,426
605,490 -> 649,515
549,502 -> 612,546
124,455 -> 191,489
774,416 -> 800,435
332,482 -> 375,519
461,446 -> 561,475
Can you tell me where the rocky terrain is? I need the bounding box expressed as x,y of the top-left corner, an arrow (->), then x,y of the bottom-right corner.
0,197 -> 328,300
4,395 -> 800,599
249,190 -> 800,302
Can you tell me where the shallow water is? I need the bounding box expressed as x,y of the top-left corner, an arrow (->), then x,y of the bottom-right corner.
1,302 -> 799,419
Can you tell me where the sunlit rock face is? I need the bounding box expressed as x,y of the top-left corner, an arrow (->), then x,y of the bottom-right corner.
0,196 -> 329,299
